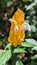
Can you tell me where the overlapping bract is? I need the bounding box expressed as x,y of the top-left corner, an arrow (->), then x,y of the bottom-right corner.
8,9 -> 25,47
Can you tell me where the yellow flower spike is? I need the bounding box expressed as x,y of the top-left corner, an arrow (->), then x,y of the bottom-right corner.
8,8 -> 25,47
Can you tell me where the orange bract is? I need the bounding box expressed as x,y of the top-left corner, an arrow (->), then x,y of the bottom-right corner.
8,8 -> 25,47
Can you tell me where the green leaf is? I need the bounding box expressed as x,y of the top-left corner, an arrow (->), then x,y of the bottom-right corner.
31,54 -> 37,60
2,38 -> 6,43
16,60 -> 23,65
31,46 -> 37,51
13,48 -> 27,53
0,50 -> 11,65
30,61 -> 37,65
5,43 -> 12,50
7,1 -> 13,7
0,50 -> 6,59
22,42 -> 35,47
25,39 -> 37,46
30,25 -> 36,32
0,40 -> 3,46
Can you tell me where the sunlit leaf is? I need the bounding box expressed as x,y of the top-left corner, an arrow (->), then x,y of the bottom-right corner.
25,39 -> 37,46
0,50 -> 11,65
5,43 -> 12,50
22,42 -> 35,47
13,48 -> 27,53
31,54 -> 37,60
16,60 -> 23,65
31,46 -> 37,51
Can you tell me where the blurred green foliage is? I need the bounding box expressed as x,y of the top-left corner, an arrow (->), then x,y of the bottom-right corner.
0,0 -> 37,65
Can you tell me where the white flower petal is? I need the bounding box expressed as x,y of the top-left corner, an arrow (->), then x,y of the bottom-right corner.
20,22 -> 31,31
14,26 -> 18,32
9,19 -> 16,23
